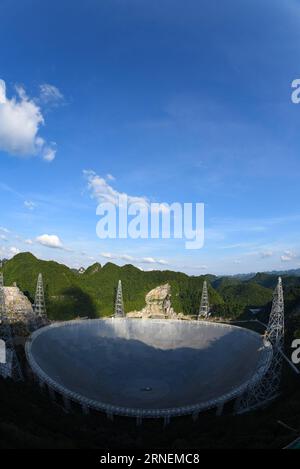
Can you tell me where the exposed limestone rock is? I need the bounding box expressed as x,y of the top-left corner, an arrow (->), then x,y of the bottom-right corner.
144,284 -> 174,318
3,286 -> 34,322
127,283 -> 186,319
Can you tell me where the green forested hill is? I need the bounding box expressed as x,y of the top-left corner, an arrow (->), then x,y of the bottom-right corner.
2,252 -> 300,321
247,272 -> 300,290
211,276 -> 241,291
219,282 -> 273,307
2,253 -> 223,319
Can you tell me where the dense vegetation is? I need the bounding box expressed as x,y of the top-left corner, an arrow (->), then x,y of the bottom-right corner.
2,252 -> 300,324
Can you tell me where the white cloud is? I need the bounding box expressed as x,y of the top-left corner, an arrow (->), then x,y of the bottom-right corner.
39,84 -> 64,105
119,254 -> 135,261
139,257 -> 169,265
84,169 -> 170,224
24,200 -> 36,210
9,246 -> 20,255
100,252 -> 115,259
84,170 -> 149,207
0,79 -> 56,161
0,234 -> 8,241
157,259 -> 169,265
100,252 -> 135,262
0,226 -> 10,233
99,252 -> 168,266
42,145 -> 56,162
106,173 -> 115,181
0,245 -> 21,258
260,250 -> 273,258
25,239 -> 33,245
281,250 -> 297,262
140,257 -> 157,264
36,234 -> 63,249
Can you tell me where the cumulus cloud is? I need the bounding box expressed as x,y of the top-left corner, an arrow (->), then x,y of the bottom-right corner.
0,79 -> 56,161
84,170 -> 170,220
84,170 -> 149,207
36,234 -> 63,249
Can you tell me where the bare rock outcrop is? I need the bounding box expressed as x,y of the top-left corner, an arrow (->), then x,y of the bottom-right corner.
3,286 -> 34,322
127,283 -> 181,319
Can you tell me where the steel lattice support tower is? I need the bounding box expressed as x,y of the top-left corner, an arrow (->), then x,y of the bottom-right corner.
0,272 -> 23,381
114,280 -> 125,318
33,273 -> 47,318
235,277 -> 284,414
266,277 -> 284,348
198,280 -> 210,319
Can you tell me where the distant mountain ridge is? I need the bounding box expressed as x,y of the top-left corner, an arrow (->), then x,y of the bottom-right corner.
1,252 -> 300,321
227,268 -> 300,280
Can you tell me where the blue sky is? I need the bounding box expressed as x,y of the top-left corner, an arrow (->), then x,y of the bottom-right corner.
1,0 -> 300,275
